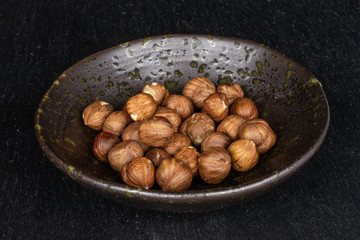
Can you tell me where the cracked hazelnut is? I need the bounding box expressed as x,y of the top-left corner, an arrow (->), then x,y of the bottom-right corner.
153,106 -> 182,132
174,146 -> 199,176
156,158 -> 193,192
164,133 -> 192,156
141,82 -> 168,105
108,140 -> 144,173
217,115 -> 248,140
124,93 -> 157,121
217,83 -> 244,105
201,132 -> 231,152
182,76 -> 216,108
238,118 -> 277,154
122,122 -> 150,152
93,132 -> 120,162
183,113 -> 215,146
162,94 -> 194,120
102,110 -> 132,136
227,139 -> 259,172
230,97 -> 258,119
198,147 -> 231,184
145,148 -> 171,168
121,157 -> 155,189
203,92 -> 229,122
82,101 -> 114,130
138,117 -> 175,148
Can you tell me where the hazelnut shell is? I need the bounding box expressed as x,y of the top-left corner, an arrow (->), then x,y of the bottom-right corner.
198,147 -> 231,184
102,110 -> 132,136
203,92 -> 229,122
153,106 -> 182,132
201,132 -> 231,152
156,158 -> 193,192
138,116 -> 175,147
122,122 -> 150,152
164,133 -> 192,156
107,140 -> 144,173
82,101 -> 114,130
121,157 -> 155,189
184,113 -> 215,146
93,132 -> 120,162
174,146 -> 199,176
238,118 -> 277,154
125,93 -> 157,121
230,97 -> 258,119
182,76 -> 216,108
217,115 -> 248,140
141,82 -> 168,105
227,139 -> 259,172
217,83 -> 244,105
145,148 -> 171,168
162,94 -> 194,120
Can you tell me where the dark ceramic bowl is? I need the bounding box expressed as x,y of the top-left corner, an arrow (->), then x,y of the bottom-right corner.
35,34 -> 329,212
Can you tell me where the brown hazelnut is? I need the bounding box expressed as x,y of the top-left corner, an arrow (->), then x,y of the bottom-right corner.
238,118 -> 277,154
203,92 -> 229,122
141,82 -> 168,105
102,110 -> 132,136
230,97 -> 258,119
121,157 -> 155,189
153,106 -> 182,132
198,147 -> 231,184
138,117 -> 175,148
122,122 -> 150,152
201,132 -> 231,152
93,132 -> 120,162
217,115 -> 248,141
227,139 -> 259,172
145,148 -> 171,168
164,133 -> 192,156
162,94 -> 194,120
183,113 -> 215,146
124,93 -> 157,121
82,101 -> 114,130
217,83 -> 244,105
174,146 -> 199,176
182,76 -> 216,108
179,117 -> 191,137
108,140 -> 144,173
156,158 -> 193,192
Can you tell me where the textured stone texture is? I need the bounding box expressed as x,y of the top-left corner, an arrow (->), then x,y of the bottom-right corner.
1,0 -> 359,239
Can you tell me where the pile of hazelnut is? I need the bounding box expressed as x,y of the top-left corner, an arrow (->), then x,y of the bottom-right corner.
82,77 -> 276,192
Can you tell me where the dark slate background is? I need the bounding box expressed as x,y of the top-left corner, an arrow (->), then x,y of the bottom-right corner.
1,0 -> 359,239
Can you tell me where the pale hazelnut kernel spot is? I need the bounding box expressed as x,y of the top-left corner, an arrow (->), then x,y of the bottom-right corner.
100,101 -> 109,106
151,82 -> 158,86
130,114 -> 138,121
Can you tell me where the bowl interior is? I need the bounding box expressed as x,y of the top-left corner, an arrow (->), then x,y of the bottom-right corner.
35,35 -> 329,205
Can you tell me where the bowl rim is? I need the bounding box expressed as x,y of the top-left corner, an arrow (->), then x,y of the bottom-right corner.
34,34 -> 330,205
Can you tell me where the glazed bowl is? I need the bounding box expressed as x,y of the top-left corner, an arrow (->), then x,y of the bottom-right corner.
35,34 -> 329,212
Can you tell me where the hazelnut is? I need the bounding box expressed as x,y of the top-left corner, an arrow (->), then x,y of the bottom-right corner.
164,133 -> 192,156
162,94 -> 194,120
82,101 -> 114,130
201,132 -> 231,152
121,157 -> 155,189
122,122 -> 150,152
145,148 -> 171,168
93,132 -> 120,162
198,147 -> 231,184
179,117 -> 191,137
217,115 -> 248,140
156,158 -> 193,192
238,118 -> 277,154
153,106 -> 182,132
102,111 -> 132,136
182,76 -> 216,108
124,93 -> 157,121
141,82 -> 168,105
174,146 -> 199,176
230,97 -> 258,119
184,113 -> 215,146
138,117 -> 175,148
217,83 -> 244,105
227,139 -> 259,172
203,92 -> 229,122
108,140 -> 144,173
